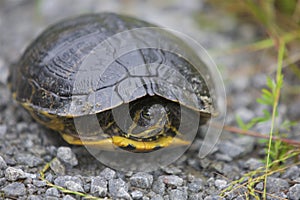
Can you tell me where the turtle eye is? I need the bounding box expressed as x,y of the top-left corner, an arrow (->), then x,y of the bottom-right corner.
141,110 -> 152,121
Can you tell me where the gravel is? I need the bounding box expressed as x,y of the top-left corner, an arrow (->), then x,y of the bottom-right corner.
214,179 -> 227,190
90,176 -> 107,197
282,166 -> 300,180
4,166 -> 26,181
159,175 -> 184,187
16,153 -> 44,167
288,184 -> 300,200
99,167 -> 117,180
266,177 -> 290,193
187,178 -> 203,193
65,180 -> 84,192
130,172 -> 154,189
244,158 -> 264,170
0,125 -> 7,138
108,178 -> 131,199
45,187 -> 60,197
1,182 -> 26,197
152,178 -> 166,195
168,188 -> 188,200
218,141 -> 245,159
150,194 -> 164,200
63,195 -> 76,200
0,1 -> 299,199
56,147 -> 78,167
33,180 -> 47,188
50,158 -> 66,175
54,176 -> 83,188
131,190 -> 144,199
0,156 -> 7,170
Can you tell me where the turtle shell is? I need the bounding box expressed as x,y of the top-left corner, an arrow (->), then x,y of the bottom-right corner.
11,13 -> 213,120
10,13 -> 216,152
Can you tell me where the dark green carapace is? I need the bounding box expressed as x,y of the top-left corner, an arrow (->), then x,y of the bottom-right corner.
11,13 -> 213,152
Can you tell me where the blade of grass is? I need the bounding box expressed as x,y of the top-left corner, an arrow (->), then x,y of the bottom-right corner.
263,39 -> 285,200
40,159 -> 107,200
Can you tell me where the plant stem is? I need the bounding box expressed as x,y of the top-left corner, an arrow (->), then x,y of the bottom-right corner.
263,39 -> 285,200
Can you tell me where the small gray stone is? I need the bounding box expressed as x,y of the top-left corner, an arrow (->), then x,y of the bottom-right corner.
244,158 -> 264,170
45,187 -> 60,197
46,197 -> 59,200
57,147 -> 78,166
169,188 -> 188,200
162,166 -> 182,175
282,166 -> 300,180
266,177 -> 289,193
204,196 -> 225,200
151,194 -> 164,200
63,195 -> 76,200
288,184 -> 300,200
16,122 -> 29,132
65,180 -> 84,192
50,158 -> 65,175
99,167 -> 116,180
188,178 -> 203,193
232,136 -> 255,154
199,158 -> 211,169
0,59 -> 8,84
90,176 -> 107,197
152,178 -> 165,195
33,180 -> 47,187
215,153 -> 232,162
210,162 -> 223,174
54,176 -> 82,188
188,193 -> 203,200
0,177 -> 6,187
46,173 -> 54,183
28,195 -> 42,200
267,192 -> 287,200
2,182 -> 26,196
0,125 -> 7,138
24,172 -> 37,179
218,141 -> 245,158
207,177 -> 215,188
46,146 -> 58,156
5,166 -> 26,181
160,175 -> 183,187
255,182 -> 264,191
235,107 -> 255,123
16,153 -> 43,167
108,178 -> 130,199
130,172 -> 153,189
234,195 -> 246,200
0,155 -> 7,169
131,190 -> 143,199
214,179 -> 227,190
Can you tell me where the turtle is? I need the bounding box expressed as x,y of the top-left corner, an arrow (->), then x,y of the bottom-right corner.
10,13 -> 214,153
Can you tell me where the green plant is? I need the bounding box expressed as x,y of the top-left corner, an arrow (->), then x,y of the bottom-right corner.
208,1 -> 300,199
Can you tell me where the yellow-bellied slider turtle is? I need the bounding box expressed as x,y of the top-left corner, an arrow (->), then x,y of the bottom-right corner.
10,13 -> 213,152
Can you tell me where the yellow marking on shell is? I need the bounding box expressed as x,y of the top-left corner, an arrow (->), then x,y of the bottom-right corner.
61,134 -> 190,152
127,110 -> 142,135
112,136 -> 190,151
21,102 -> 65,131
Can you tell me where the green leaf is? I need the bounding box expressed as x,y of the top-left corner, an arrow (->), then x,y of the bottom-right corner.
236,115 -> 248,130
